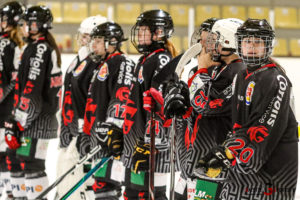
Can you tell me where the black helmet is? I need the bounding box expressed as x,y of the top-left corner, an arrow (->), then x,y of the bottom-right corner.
22,5 -> 53,33
0,1 -> 24,27
90,22 -> 127,51
236,18 -> 275,66
131,9 -> 174,54
190,17 -> 219,46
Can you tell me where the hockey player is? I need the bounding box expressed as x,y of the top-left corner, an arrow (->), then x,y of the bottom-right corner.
0,2 -> 24,199
194,18 -> 298,200
163,18 -> 245,199
107,9 -> 178,199
82,21 -> 134,200
57,15 -> 107,200
3,5 -> 62,200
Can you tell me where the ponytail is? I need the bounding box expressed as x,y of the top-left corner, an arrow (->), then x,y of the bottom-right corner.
165,40 -> 179,58
45,32 -> 61,68
269,57 -> 285,74
9,26 -> 24,48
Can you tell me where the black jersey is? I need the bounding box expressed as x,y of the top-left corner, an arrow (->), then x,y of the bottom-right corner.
0,33 -> 20,126
184,60 -> 246,177
220,63 -> 298,200
60,53 -> 98,145
83,53 -> 135,157
13,37 -> 62,139
122,49 -> 175,173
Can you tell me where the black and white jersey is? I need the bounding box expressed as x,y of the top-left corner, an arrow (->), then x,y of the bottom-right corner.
185,60 -> 246,177
0,33 -> 20,126
220,63 -> 298,200
59,51 -> 98,147
83,53 -> 135,157
13,37 -> 62,139
122,49 -> 175,173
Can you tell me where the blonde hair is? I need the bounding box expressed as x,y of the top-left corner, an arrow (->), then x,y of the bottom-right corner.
165,40 -> 179,58
9,26 -> 24,48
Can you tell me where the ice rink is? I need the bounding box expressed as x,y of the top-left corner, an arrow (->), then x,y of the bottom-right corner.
1,54 -> 300,200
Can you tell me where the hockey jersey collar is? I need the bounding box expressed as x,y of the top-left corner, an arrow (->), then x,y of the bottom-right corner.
245,63 -> 276,80
141,48 -> 165,65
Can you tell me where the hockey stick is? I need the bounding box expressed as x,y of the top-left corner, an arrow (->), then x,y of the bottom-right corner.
169,118 -> 176,200
175,43 -> 202,79
59,156 -> 113,200
36,145 -> 103,199
149,111 -> 155,200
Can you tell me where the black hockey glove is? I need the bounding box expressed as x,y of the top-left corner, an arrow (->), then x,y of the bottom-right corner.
4,118 -> 21,150
163,80 -> 190,119
131,140 -> 152,173
106,123 -> 123,158
76,133 -> 91,158
194,146 -> 234,178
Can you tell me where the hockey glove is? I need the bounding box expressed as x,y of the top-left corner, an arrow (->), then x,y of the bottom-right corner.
106,123 -> 123,158
76,133 -> 91,158
163,80 -> 190,119
194,146 -> 234,178
131,140 -> 152,173
143,88 -> 164,119
4,119 -> 21,149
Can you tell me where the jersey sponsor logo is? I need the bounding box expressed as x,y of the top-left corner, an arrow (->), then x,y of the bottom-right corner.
116,87 -> 130,102
118,58 -> 134,85
97,63 -> 109,81
138,66 -> 144,83
73,60 -> 87,77
245,81 -> 255,105
247,126 -> 269,143
0,38 -> 10,71
29,43 -> 47,80
67,57 -> 78,73
259,98 -> 275,123
267,75 -> 288,127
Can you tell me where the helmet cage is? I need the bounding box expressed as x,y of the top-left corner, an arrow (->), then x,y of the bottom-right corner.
237,33 -> 274,66
131,10 -> 174,54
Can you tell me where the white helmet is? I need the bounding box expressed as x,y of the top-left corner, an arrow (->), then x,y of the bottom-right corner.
206,18 -> 243,61
211,18 -> 243,50
78,15 -> 108,34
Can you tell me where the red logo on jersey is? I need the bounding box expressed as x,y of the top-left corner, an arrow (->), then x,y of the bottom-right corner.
0,88 -> 3,100
83,98 -> 97,135
247,126 -> 269,143
123,99 -> 137,134
116,87 -> 130,102
209,99 -> 224,108
92,181 -> 106,191
62,91 -> 74,126
24,81 -> 34,94
194,90 -> 208,108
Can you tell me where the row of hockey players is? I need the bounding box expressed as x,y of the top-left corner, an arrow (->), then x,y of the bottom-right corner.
0,1 -> 298,200
57,7 -> 298,200
163,16 -> 298,200
0,1 -> 62,200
